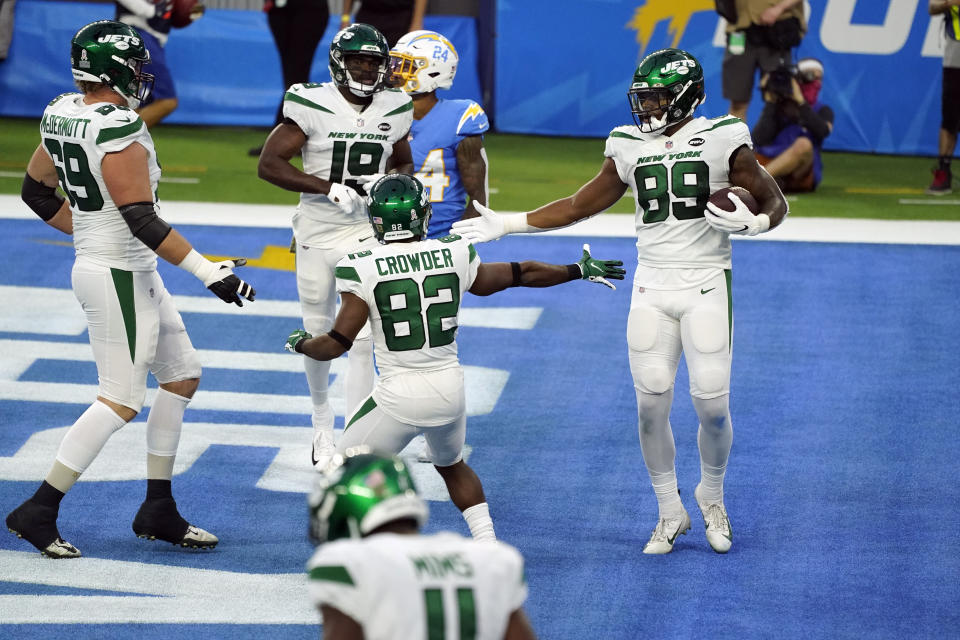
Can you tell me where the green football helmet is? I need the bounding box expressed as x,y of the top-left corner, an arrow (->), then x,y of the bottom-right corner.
329,23 -> 390,97
308,447 -> 429,545
368,174 -> 431,243
71,20 -> 153,108
628,48 -> 705,133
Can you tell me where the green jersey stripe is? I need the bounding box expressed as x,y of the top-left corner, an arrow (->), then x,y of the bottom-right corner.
610,130 -> 642,140
383,101 -> 414,117
335,266 -> 362,283
699,117 -> 741,133
308,565 -> 355,585
96,118 -> 144,144
284,92 -> 334,113
468,243 -> 477,262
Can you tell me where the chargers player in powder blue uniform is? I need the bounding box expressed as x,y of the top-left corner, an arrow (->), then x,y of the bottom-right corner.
387,30 -> 489,238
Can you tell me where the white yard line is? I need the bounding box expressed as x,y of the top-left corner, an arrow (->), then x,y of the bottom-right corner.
1,195 -> 958,245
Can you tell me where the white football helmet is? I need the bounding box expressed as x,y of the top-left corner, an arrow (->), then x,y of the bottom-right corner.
390,30 -> 458,95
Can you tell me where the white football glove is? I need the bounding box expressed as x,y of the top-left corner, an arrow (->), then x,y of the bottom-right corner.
704,193 -> 770,236
354,173 -> 387,189
451,202 -> 532,244
327,183 -> 366,217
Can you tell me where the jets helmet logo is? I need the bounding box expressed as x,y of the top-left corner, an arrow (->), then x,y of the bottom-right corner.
660,59 -> 696,75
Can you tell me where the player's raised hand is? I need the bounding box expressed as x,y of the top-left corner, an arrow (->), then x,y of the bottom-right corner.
451,202 -> 508,243
327,183 -> 366,217
206,257 -> 256,306
285,329 -> 312,354
577,243 -> 625,290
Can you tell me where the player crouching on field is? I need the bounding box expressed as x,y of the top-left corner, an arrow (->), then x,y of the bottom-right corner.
307,448 -> 538,639
286,174 -> 624,542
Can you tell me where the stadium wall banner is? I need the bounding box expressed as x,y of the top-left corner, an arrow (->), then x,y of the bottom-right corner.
494,0 -> 949,156
0,0 -> 482,126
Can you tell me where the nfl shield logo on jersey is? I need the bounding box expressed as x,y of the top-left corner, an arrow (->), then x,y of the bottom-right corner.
356,118 -> 364,127
665,140 -> 674,150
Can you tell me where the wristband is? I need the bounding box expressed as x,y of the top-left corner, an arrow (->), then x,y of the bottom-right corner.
510,262 -> 522,286
503,213 -> 536,234
177,249 -> 220,286
327,329 -> 353,351
341,13 -> 350,21
756,213 -> 771,233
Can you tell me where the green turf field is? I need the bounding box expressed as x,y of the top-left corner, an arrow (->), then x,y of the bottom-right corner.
2,116 -> 957,220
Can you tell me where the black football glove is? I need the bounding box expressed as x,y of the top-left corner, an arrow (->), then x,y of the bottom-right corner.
207,258 -> 256,306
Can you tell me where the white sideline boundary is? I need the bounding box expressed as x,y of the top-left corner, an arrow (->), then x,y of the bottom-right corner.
2,195 -> 959,245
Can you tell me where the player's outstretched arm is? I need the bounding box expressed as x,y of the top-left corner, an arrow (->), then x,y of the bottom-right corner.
452,158 -> 626,243
469,244 -> 624,296
102,144 -> 256,306
287,293 -> 370,360
21,145 -> 73,234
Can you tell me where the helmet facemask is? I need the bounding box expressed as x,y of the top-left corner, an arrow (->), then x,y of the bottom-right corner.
341,53 -> 389,97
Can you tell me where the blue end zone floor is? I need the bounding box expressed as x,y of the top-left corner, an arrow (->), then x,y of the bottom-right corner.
0,219 -> 958,638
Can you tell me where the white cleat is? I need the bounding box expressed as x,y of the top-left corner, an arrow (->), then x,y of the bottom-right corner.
312,430 -> 336,472
642,509 -> 691,555
695,484 -> 733,554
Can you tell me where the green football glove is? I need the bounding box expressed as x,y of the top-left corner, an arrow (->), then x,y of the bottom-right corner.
577,243 -> 626,290
285,329 -> 312,354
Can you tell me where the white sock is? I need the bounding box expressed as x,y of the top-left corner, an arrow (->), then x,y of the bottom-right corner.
312,402 -> 334,435
648,468 -> 684,519
56,401 -> 128,473
146,388 -> 190,458
698,462 -> 726,504
462,503 -> 496,541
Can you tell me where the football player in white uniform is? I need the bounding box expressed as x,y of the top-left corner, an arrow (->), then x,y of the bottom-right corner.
452,49 -> 789,555
307,448 -> 537,640
7,20 -> 255,558
286,174 -> 624,541
258,23 -> 415,472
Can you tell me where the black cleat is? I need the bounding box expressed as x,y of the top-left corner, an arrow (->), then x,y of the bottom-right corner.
132,498 -> 218,550
6,500 -> 81,558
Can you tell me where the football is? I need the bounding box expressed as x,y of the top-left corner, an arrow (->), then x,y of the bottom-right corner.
708,186 -> 759,215
171,0 -> 202,29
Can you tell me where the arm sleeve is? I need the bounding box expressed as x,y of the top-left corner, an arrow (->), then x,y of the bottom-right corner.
751,103 -> 780,147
